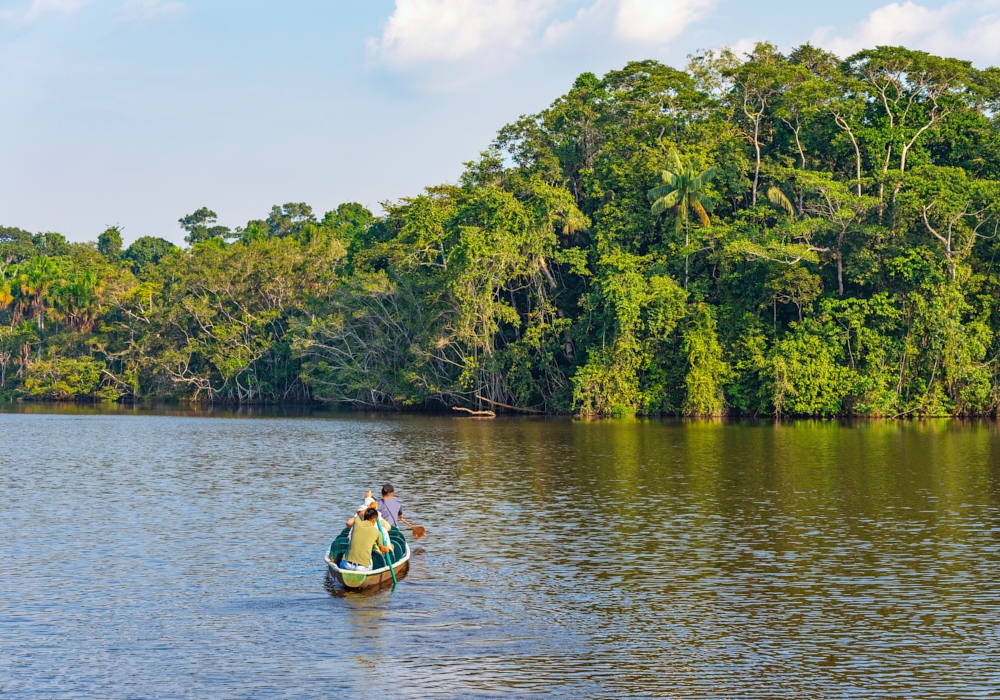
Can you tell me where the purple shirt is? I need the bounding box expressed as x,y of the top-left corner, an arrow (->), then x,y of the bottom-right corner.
377,497 -> 403,527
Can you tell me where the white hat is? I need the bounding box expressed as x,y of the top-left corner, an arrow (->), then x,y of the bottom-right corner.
356,495 -> 378,513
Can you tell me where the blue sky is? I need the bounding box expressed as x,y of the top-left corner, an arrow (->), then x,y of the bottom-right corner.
2,0 -> 998,245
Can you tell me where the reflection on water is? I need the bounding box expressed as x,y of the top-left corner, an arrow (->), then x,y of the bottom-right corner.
2,409 -> 999,698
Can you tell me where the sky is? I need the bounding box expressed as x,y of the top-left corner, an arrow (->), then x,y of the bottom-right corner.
2,0 -> 999,245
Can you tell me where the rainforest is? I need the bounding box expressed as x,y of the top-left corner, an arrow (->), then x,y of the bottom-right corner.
3,43 -> 1000,416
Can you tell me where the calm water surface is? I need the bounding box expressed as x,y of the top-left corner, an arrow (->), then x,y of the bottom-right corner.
2,407 -> 1000,698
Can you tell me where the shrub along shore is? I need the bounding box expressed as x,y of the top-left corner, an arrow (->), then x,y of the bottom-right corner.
4,43 -> 1000,416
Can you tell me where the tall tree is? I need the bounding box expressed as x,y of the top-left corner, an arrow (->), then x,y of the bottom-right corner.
98,226 -> 123,259
179,208 -> 231,245
723,43 -> 796,206
124,237 -> 177,271
267,203 -> 316,237
846,47 -> 975,201
648,153 -> 716,289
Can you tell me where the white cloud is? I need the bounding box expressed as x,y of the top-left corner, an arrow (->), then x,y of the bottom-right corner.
120,0 -> 186,19
371,0 -> 560,69
368,0 -> 715,81
614,0 -> 716,46
19,0 -> 87,22
811,0 -> 1000,64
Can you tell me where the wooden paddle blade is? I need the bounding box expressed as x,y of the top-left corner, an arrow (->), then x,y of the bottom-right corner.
411,525 -> 426,539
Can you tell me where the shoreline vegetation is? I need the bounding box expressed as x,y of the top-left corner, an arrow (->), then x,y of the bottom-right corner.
4,43 -> 1000,418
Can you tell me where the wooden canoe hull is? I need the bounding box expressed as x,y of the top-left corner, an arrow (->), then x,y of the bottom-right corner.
326,525 -> 410,589
326,546 -> 410,589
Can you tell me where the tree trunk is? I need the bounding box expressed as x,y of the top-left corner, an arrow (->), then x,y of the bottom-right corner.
837,250 -> 844,296
752,121 -> 762,207
684,219 -> 690,290
837,229 -> 846,296
851,136 -> 862,197
834,114 -> 863,196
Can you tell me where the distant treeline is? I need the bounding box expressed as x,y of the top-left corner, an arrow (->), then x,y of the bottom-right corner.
4,43 -> 1000,416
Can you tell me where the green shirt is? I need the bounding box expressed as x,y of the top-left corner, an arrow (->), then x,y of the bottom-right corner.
345,519 -> 381,568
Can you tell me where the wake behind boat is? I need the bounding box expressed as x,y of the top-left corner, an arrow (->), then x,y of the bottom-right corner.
326,525 -> 410,589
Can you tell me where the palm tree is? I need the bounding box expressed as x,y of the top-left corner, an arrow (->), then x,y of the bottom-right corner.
0,274 -> 13,310
649,154 -> 717,289
14,257 -> 62,330
53,271 -> 100,331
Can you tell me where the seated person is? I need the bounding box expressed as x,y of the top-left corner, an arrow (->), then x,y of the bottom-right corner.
345,491 -> 377,528
341,506 -> 390,571
346,494 -> 394,551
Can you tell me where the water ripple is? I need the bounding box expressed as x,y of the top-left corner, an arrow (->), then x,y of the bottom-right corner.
1,412 -> 999,698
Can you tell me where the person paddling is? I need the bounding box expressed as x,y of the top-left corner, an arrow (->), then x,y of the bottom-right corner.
377,483 -> 404,529
377,483 -> 426,537
341,506 -> 390,572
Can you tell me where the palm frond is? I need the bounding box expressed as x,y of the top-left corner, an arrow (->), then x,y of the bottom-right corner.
651,190 -> 682,215
692,199 -> 711,227
648,184 -> 678,201
660,169 -> 678,187
767,187 -> 795,217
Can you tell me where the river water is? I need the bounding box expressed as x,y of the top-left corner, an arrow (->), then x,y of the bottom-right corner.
2,407 -> 999,698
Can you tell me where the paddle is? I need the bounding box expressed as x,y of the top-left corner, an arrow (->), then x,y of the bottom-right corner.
399,516 -> 426,539
378,544 -> 397,587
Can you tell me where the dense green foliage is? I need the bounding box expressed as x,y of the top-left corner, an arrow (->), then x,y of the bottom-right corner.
5,43 -> 1000,416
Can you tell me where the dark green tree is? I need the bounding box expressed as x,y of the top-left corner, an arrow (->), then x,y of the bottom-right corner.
0,226 -> 36,264
97,226 -> 123,259
32,232 -> 71,257
179,208 -> 231,245
267,203 -> 316,237
321,203 -> 375,261
124,236 -> 177,271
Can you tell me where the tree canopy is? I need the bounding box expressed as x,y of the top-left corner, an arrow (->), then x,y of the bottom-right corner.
3,42 -> 1000,417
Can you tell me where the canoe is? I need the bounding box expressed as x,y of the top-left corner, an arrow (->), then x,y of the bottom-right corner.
325,525 -> 410,589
